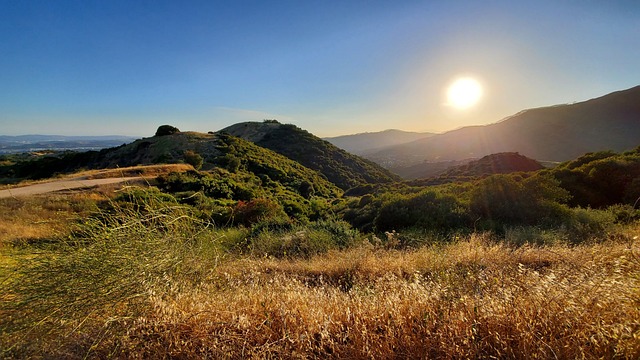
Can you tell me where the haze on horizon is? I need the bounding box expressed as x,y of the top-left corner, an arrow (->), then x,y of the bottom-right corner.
1,1 -> 639,138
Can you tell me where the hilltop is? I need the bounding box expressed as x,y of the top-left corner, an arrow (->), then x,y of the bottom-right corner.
368,85 -> 640,168
221,121 -> 400,190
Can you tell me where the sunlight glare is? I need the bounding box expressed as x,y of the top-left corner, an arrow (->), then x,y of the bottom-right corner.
447,77 -> 483,109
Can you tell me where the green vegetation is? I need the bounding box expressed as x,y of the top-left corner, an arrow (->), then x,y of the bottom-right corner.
1,126 -> 639,358
222,122 -> 400,189
548,147 -> 640,208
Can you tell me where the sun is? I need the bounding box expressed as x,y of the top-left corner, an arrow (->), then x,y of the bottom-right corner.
446,77 -> 483,109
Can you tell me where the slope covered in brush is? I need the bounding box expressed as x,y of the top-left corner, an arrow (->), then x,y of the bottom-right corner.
440,152 -> 544,178
1,130 -> 342,200
221,121 -> 400,190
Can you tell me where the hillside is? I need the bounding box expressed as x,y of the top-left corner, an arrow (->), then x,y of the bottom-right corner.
368,85 -> 640,167
221,121 -> 400,190
440,152 -> 543,177
0,131 -> 342,198
323,129 -> 434,155
405,152 -> 544,186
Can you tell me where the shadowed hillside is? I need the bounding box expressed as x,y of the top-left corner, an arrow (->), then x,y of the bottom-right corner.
221,121 -> 400,190
440,152 -> 544,177
406,152 -> 544,186
369,85 -> 640,167
323,129 -> 434,155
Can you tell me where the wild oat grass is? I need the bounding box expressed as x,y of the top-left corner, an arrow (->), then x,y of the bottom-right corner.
0,195 -> 100,246
1,195 -> 639,359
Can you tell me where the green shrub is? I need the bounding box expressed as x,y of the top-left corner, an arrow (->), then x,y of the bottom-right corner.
561,207 -> 616,243
374,190 -> 469,232
183,150 -> 203,170
607,204 -> 640,224
470,174 -> 570,228
309,219 -> 360,249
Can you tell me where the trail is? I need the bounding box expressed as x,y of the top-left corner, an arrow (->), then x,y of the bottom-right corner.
0,177 -> 142,198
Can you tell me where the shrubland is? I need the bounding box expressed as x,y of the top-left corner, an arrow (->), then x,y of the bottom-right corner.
1,146 -> 640,358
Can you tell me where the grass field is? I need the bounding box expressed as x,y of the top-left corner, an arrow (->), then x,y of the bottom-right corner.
1,192 -> 639,359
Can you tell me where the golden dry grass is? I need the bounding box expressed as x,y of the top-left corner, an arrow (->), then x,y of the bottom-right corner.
4,232 -> 636,358
77,163 -> 194,180
114,235 -> 638,359
0,163 -> 193,190
0,195 -> 97,246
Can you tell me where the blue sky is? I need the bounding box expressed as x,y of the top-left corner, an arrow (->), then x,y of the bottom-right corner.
1,0 -> 639,137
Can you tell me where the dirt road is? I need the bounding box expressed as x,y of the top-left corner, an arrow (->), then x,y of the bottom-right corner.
0,177 -> 142,198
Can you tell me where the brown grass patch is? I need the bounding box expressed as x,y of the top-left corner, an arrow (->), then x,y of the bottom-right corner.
0,164 -> 193,190
3,230 -> 638,359
78,164 -> 194,180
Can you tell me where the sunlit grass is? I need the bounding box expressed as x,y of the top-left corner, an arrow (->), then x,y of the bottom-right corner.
1,189 -> 639,358
0,163 -> 193,190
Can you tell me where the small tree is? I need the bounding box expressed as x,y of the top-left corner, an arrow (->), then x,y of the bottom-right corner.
155,125 -> 180,137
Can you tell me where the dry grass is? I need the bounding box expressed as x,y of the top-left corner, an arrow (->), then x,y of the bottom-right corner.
0,195 -> 99,247
77,164 -> 194,180
0,163 -> 193,190
114,235 -> 638,359
2,224 -> 638,359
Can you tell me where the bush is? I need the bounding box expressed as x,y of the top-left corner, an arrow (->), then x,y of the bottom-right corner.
233,198 -> 287,227
374,190 -> 469,232
155,125 -> 180,136
470,174 -> 570,228
183,150 -> 203,170
561,207 -> 616,243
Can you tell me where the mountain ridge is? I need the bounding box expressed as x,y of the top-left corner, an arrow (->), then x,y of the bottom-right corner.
323,129 -> 435,155
368,85 -> 640,168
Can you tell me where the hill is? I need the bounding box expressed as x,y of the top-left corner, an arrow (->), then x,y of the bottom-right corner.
368,85 -> 640,167
440,152 -> 543,177
221,121 -> 400,190
0,131 -> 342,199
405,152 -> 544,186
323,129 -> 434,155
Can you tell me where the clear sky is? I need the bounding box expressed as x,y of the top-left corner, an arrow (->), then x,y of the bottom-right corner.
1,0 -> 639,137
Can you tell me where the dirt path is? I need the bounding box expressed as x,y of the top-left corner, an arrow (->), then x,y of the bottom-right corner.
0,177 -> 142,198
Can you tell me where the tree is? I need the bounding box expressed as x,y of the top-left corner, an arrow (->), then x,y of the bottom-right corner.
155,125 -> 180,136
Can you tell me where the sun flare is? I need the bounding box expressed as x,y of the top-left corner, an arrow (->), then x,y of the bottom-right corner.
447,77 -> 483,109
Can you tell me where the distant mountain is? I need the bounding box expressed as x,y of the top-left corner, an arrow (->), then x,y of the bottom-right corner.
323,129 -> 435,155
221,121 -> 400,190
368,85 -> 640,167
0,135 -> 137,154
